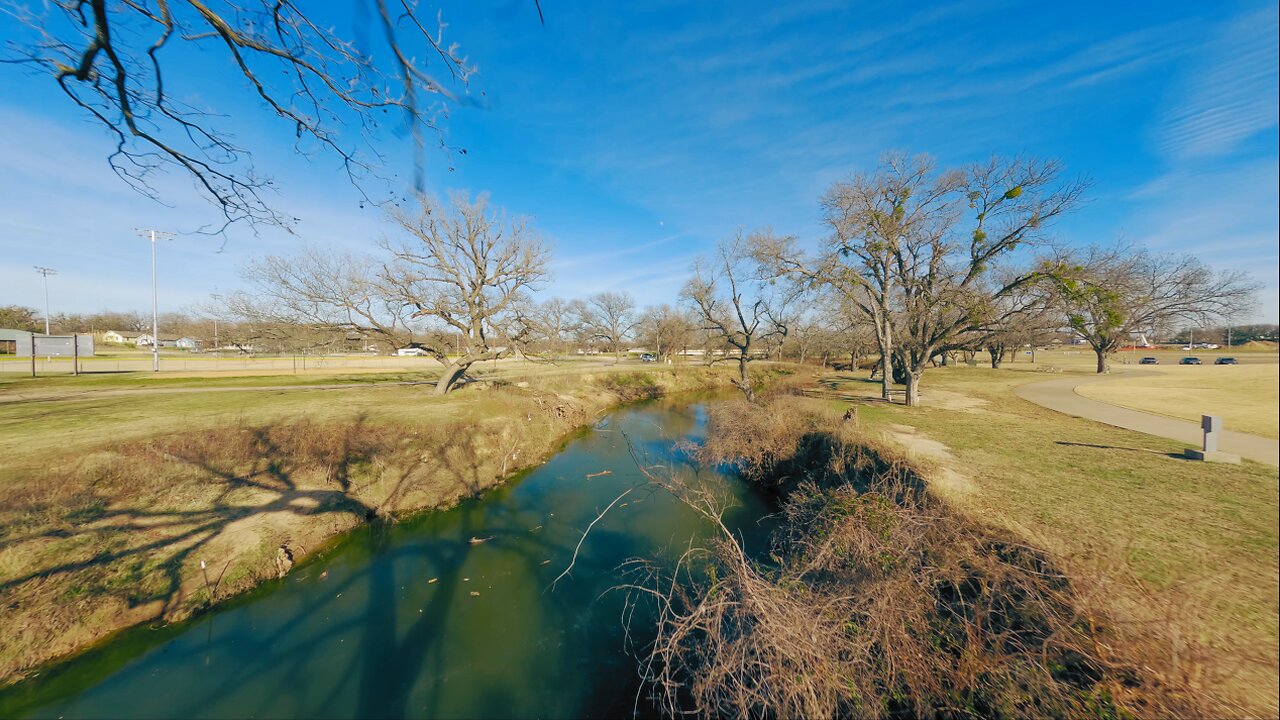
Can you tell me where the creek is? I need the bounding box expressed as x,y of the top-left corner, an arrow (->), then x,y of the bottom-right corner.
1,395 -> 775,719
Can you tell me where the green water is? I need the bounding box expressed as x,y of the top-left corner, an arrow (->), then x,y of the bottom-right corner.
1,396 -> 775,719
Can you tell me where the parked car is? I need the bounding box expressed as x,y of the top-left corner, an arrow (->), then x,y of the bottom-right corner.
1179,357 -> 1201,365
639,353 -> 656,363
1138,357 -> 1159,365
1214,357 -> 1238,365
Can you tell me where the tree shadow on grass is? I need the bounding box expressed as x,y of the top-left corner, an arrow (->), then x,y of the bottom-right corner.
0,418 -> 395,644
1055,440 -> 1188,461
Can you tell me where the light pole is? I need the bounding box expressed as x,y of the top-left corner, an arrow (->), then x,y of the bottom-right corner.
33,266 -> 56,335
136,229 -> 174,372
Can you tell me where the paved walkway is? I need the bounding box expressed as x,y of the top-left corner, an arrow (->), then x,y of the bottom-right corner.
1016,372 -> 1280,467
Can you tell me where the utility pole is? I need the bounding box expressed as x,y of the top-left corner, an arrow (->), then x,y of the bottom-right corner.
34,266 -> 56,335
136,229 -> 175,372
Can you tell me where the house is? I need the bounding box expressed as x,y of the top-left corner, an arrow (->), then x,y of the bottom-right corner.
396,346 -> 431,357
135,334 -> 178,348
103,330 -> 142,344
175,337 -> 201,350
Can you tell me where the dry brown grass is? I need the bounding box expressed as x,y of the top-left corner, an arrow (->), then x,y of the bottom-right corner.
629,397 -> 1205,719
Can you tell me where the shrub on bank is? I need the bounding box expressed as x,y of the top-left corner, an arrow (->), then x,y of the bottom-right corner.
635,397 -> 1202,719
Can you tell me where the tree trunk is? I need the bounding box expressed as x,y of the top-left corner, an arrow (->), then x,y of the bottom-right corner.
735,354 -> 755,402
878,329 -> 892,401
988,347 -> 1003,369
1095,348 -> 1109,374
434,362 -> 469,395
904,371 -> 922,407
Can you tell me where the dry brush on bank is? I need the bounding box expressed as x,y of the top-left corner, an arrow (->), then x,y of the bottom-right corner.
628,397 -> 1205,719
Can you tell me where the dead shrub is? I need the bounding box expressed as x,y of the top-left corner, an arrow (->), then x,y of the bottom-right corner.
630,398 -> 1202,719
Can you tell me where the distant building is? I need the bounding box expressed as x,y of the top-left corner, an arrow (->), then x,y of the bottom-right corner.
396,347 -> 431,356
0,329 -> 94,357
175,337 -> 202,350
103,330 -> 142,344
135,334 -> 179,348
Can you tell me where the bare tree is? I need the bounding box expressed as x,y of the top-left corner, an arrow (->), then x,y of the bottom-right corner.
760,154 -> 1084,405
752,158 -> 923,402
577,292 -> 638,362
875,156 -> 1085,405
531,297 -> 578,357
382,192 -> 551,393
639,304 -> 695,362
966,273 -> 1058,368
3,1 -> 474,230
228,246 -> 413,352
0,306 -> 41,333
1047,244 -> 1257,373
683,233 -> 798,401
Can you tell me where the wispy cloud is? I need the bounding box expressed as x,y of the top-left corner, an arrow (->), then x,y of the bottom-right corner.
1158,5 -> 1279,159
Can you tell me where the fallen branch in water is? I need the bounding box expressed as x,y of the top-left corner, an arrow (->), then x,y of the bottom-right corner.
547,486 -> 634,591
586,470 -> 613,478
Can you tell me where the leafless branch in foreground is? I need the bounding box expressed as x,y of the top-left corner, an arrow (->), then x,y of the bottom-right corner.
3,1 -> 474,231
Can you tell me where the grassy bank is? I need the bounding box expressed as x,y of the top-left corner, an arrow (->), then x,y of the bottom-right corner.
806,366 -> 1278,716
0,363 -> 794,687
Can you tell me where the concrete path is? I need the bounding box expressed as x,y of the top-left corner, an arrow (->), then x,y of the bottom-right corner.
1016,372 -> 1280,467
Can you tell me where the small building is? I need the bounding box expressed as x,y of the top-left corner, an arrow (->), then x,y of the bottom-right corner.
396,346 -> 431,357
103,330 -> 142,344
175,337 -> 201,350
0,329 -> 94,357
136,334 -> 179,348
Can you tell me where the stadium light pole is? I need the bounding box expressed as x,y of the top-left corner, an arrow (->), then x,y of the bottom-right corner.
136,229 -> 174,372
33,266 -> 56,335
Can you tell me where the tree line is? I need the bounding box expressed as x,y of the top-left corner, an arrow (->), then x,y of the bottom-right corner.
4,154 -> 1259,399
214,153 -> 1256,400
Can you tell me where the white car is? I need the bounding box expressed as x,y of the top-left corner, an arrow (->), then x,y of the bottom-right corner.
396,347 -> 430,356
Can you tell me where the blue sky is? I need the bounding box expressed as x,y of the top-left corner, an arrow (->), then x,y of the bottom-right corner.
1,0 -> 1277,321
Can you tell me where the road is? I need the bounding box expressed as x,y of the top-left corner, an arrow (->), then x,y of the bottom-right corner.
1016,372 -> 1280,466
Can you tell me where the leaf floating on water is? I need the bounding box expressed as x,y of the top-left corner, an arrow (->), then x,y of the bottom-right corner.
319,570 -> 329,580
428,578 -> 439,584
540,560 -> 552,565
619,502 -> 629,508
469,536 -> 494,545
532,525 -> 543,531
463,577 -> 470,582
470,591 -> 480,597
